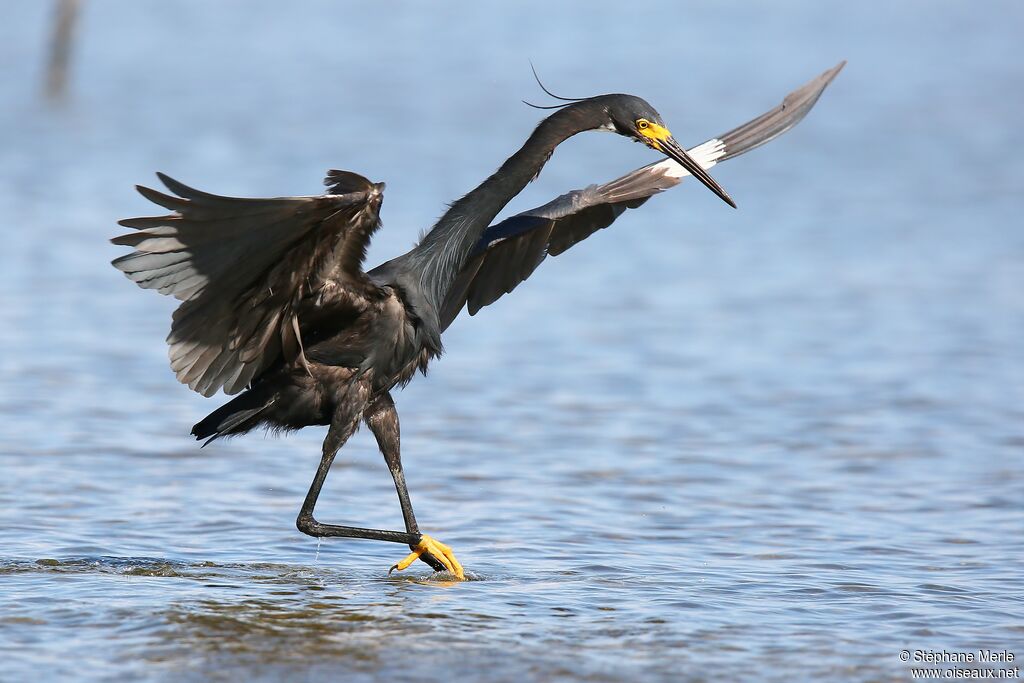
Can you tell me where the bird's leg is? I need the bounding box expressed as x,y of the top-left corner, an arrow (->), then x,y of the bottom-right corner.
295,414 -> 419,547
365,392 -> 464,579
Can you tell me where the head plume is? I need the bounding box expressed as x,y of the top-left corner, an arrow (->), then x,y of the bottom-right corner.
522,62 -> 591,110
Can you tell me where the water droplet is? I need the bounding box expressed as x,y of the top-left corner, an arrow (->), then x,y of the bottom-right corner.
315,537 -> 322,562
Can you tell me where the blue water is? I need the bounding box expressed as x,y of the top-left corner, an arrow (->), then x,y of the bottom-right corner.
1,2 -> 1022,681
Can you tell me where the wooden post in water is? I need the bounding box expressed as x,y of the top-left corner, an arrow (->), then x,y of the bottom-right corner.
45,0 -> 81,101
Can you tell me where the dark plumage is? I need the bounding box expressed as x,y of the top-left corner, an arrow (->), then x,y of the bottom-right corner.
112,63 -> 844,577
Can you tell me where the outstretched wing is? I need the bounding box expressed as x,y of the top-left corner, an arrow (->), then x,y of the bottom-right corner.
440,61 -> 845,330
112,170 -> 385,397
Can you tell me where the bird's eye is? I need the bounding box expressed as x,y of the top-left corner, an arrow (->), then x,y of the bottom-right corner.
636,119 -> 650,130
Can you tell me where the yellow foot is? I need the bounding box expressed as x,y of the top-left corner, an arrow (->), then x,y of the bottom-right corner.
389,534 -> 465,580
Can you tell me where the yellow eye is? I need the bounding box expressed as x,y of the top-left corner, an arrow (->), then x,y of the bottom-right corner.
636,119 -> 650,130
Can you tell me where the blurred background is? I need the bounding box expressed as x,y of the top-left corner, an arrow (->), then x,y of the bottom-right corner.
1,2 -> 1021,682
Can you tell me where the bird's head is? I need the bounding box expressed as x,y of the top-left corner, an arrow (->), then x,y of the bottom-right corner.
603,94 -> 736,208
526,76 -> 737,209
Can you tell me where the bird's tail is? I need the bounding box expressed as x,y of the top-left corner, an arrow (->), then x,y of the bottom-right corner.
191,385 -> 275,446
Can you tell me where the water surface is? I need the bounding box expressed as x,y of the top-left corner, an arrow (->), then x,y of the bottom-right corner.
1,2 -> 1022,681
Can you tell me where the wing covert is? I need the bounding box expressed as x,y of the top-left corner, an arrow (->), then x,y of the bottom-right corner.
111,170 -> 385,396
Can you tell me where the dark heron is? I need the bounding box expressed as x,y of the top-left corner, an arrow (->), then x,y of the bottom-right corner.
112,63 -> 844,579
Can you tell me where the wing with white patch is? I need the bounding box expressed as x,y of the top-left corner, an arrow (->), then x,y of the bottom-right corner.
111,170 -> 385,396
440,61 -> 845,329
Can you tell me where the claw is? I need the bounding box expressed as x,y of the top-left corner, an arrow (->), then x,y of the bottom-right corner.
389,534 -> 465,580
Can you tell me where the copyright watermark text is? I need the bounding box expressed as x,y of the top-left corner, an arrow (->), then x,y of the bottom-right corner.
900,650 -> 1019,679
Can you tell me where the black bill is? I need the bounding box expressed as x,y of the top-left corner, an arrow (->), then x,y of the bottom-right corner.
661,137 -> 737,208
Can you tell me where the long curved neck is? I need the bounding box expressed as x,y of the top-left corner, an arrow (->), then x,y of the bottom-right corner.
433,113 -> 580,233
407,102 -> 603,320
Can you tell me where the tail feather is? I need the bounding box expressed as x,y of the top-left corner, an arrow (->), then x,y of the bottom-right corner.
192,387 -> 275,446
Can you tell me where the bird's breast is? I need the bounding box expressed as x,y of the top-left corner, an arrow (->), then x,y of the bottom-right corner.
302,288 -> 438,393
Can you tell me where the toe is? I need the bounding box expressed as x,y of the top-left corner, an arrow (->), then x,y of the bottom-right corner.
422,535 -> 464,579
389,548 -> 423,574
391,534 -> 465,580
